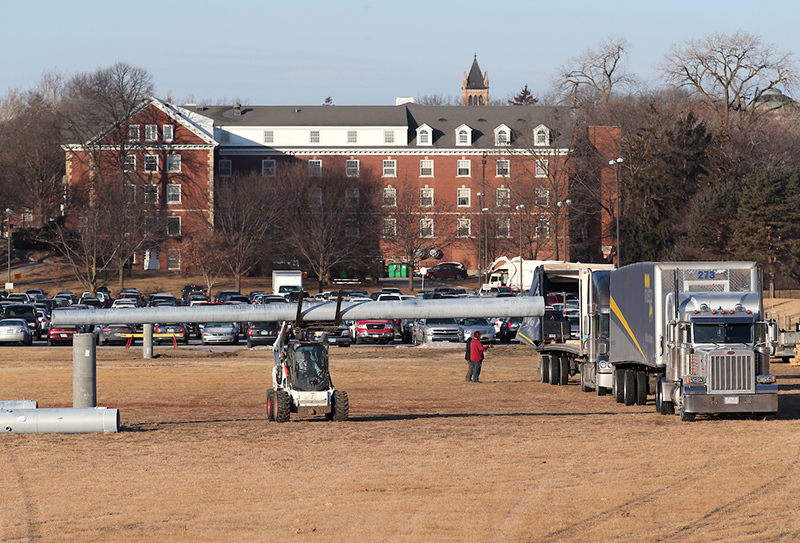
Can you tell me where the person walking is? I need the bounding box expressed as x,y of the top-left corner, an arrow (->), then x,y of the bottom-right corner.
469,330 -> 491,383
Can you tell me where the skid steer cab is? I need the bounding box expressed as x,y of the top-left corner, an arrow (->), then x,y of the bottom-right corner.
266,291 -> 349,423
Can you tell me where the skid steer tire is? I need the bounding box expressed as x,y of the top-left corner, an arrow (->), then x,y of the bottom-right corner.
332,390 -> 349,421
266,390 -> 276,422
275,389 -> 291,423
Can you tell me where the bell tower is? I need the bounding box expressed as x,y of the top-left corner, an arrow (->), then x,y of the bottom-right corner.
462,54 -> 489,106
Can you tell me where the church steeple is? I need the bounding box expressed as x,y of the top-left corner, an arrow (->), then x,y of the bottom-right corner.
462,54 -> 489,106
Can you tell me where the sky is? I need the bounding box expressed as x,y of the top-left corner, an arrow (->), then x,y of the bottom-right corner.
2,0 -> 799,106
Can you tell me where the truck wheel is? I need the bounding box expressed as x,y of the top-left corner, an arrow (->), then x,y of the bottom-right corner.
332,390 -> 349,421
266,390 -> 276,422
635,371 -> 648,406
559,356 -> 569,385
613,370 -> 624,403
247,339 -> 253,348
275,389 -> 291,423
623,370 -> 636,406
680,410 -> 695,422
539,355 -> 550,383
548,356 -> 560,385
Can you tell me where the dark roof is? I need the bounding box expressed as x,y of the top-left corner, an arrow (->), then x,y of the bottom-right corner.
465,56 -> 487,90
196,104 -> 408,127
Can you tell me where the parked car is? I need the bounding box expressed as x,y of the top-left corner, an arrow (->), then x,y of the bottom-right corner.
154,323 -> 190,345
315,325 -> 351,347
47,325 -> 81,346
245,321 -> 280,347
353,320 -> 394,345
496,316 -> 523,342
200,322 -> 239,345
424,262 -> 468,281
35,308 -> 50,335
4,304 -> 40,339
214,290 -> 241,303
411,318 -> 462,344
97,324 -> 136,345
459,318 -> 497,344
0,318 -> 32,345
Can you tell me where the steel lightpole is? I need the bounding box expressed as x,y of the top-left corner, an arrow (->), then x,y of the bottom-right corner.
476,192 -> 483,285
5,208 -> 12,285
481,207 -> 489,286
516,204 -> 525,293
556,199 -> 571,262
609,158 -> 624,267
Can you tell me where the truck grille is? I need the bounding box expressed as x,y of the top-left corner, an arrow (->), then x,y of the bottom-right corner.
708,352 -> 754,393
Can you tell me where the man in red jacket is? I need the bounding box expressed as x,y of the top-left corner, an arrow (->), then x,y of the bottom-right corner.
469,330 -> 491,383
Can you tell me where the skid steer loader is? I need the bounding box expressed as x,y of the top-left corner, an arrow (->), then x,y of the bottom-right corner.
266,291 -> 349,423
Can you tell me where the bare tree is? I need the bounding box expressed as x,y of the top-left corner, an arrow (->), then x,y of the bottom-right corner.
281,163 -> 380,293
660,30 -> 799,131
415,93 -> 460,106
553,36 -> 635,115
213,171 -> 286,292
181,229 -> 228,293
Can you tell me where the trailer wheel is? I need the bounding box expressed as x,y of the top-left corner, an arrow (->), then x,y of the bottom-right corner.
559,356 -> 569,385
332,390 -> 349,421
275,389 -> 291,423
613,369 -> 625,403
266,389 -> 276,422
635,371 -> 648,406
548,356 -> 561,385
540,355 -> 550,383
580,368 -> 592,392
623,370 -> 636,406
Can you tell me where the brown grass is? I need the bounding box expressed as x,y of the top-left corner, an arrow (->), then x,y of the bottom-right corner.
2,343 -> 800,542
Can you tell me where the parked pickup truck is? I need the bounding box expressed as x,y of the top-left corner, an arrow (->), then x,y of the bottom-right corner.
542,309 -> 569,344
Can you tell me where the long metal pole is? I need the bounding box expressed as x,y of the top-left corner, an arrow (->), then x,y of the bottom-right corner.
615,163 -> 621,267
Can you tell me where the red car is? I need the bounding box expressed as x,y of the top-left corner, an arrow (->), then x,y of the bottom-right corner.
47,325 -> 81,346
424,262 -> 468,281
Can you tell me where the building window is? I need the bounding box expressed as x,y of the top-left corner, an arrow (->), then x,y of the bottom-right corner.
262,159 -> 276,177
144,184 -> 159,205
457,159 -> 471,177
420,159 -> 433,177
535,128 -> 550,146
220,130 -> 230,143
457,218 -> 471,237
383,160 -> 396,177
383,218 -> 397,237
384,131 -> 395,144
128,125 -> 140,141
263,130 -> 274,144
167,184 -> 181,204
347,130 -> 357,144
383,187 -> 396,207
420,218 -> 434,238
167,216 -> 181,236
457,188 -> 470,207
496,160 -> 510,177
145,124 -> 158,142
163,125 -> 174,143
418,129 -> 430,145
345,225 -> 360,238
310,130 -> 320,143
308,160 -> 322,177
345,188 -> 360,207
536,159 -> 549,178
123,155 -> 136,172
420,187 -> 434,207
497,218 -> 511,238
310,187 -> 322,207
167,154 -> 181,173
219,159 -> 232,177
496,188 -> 510,208
458,129 -> 469,145
167,250 -> 180,270
496,129 -> 509,146
144,155 -> 158,173
535,187 -> 550,207
535,217 -> 550,238
346,160 -> 360,177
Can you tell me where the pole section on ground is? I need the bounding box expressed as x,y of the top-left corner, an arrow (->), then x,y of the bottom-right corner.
73,333 -> 96,408
143,323 -> 154,359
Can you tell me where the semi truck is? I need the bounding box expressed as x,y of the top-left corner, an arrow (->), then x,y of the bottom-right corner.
610,262 -> 777,421
272,270 -> 304,296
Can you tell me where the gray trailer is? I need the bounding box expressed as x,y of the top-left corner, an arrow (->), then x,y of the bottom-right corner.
610,262 -> 777,420
517,263 -> 614,387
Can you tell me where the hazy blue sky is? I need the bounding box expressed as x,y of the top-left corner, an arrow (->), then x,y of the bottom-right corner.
2,0 -> 798,106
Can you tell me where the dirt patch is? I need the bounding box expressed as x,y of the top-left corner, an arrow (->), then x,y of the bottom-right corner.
2,344 -> 800,542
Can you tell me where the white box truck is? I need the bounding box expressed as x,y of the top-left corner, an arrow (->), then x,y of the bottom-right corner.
272,270 -> 303,296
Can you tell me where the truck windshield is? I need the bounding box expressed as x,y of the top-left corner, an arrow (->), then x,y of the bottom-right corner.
693,323 -> 753,344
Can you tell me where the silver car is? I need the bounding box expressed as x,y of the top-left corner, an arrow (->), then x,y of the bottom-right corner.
201,322 -> 239,345
412,318 -> 462,344
460,318 -> 497,344
0,318 -> 33,345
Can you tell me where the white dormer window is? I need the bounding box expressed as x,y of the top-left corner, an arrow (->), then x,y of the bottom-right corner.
455,124 -> 472,146
534,124 -> 551,146
416,124 -> 432,146
494,124 -> 511,146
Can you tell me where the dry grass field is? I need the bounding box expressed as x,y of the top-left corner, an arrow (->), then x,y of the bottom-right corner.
2,341 -> 800,542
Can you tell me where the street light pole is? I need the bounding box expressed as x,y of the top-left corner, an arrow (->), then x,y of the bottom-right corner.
556,200 -> 571,263
609,158 -> 624,267
482,207 -> 489,286
476,192 -> 483,286
5,208 -> 12,286
516,204 -> 525,293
